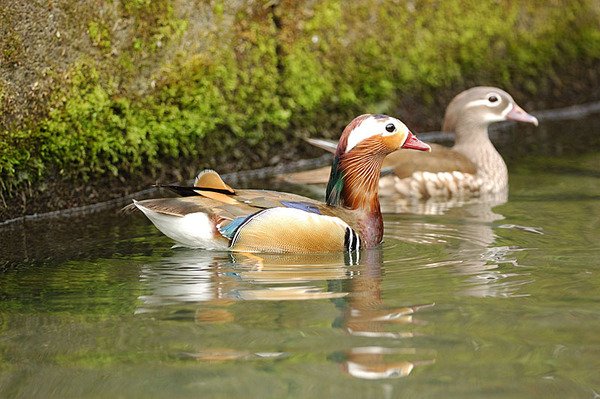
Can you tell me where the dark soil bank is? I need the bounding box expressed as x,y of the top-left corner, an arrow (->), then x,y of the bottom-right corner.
1,1 -> 599,221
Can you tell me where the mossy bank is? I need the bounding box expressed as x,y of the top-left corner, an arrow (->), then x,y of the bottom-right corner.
1,0 -> 600,220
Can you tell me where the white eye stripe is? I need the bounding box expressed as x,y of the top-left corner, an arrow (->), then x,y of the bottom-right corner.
485,92 -> 501,100
464,99 -> 513,124
465,93 -> 504,108
345,116 -> 409,153
500,102 -> 513,117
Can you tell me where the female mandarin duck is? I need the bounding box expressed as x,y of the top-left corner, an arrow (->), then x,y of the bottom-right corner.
132,114 -> 430,253
284,87 -> 538,199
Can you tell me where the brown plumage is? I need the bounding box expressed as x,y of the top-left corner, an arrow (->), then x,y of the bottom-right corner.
283,87 -> 538,199
131,114 -> 430,253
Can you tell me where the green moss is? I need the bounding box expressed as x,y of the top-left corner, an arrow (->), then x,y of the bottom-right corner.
87,21 -> 111,50
0,0 -> 599,211
0,31 -> 23,65
121,0 -> 187,53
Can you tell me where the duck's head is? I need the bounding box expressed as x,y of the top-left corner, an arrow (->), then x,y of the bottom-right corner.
443,86 -> 538,133
335,114 -> 431,158
327,114 -> 430,209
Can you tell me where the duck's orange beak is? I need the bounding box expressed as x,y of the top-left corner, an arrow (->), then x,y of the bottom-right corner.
401,132 -> 431,152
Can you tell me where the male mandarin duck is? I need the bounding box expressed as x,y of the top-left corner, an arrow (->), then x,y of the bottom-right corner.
132,114 -> 431,253
283,87 -> 538,199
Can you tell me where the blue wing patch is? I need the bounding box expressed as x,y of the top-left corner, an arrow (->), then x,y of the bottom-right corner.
219,203 -> 320,240
280,201 -> 322,215
218,215 -> 252,239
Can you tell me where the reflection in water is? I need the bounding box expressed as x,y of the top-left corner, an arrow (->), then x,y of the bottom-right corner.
274,178 -> 532,297
132,191 -> 537,379
0,115 -> 597,398
133,191 -> 538,380
136,251 -> 225,311
229,252 -> 355,300
137,251 -> 353,312
380,183 -> 508,216
136,248 -> 435,380
332,249 -> 435,379
383,192 -> 534,298
338,347 -> 435,380
178,349 -> 288,362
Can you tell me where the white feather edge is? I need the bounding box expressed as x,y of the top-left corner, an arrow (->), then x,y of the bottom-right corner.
133,200 -> 228,250
305,137 -> 338,154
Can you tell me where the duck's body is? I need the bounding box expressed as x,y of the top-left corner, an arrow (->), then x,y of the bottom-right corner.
283,87 -> 538,200
133,114 -> 430,252
387,139 -> 507,198
134,184 -> 363,252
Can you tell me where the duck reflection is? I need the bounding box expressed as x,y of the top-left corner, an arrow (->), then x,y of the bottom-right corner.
333,250 -> 429,339
337,347 -> 435,380
331,249 -> 435,379
227,252 -> 357,300
380,186 -> 508,217
383,192 -> 533,298
136,248 -> 435,379
136,250 -> 227,312
137,250 -> 354,313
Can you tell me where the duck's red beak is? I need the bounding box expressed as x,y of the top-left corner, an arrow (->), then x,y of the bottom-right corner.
401,132 -> 431,152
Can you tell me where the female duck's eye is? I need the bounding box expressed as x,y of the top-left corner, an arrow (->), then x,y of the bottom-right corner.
385,123 -> 396,132
488,95 -> 499,103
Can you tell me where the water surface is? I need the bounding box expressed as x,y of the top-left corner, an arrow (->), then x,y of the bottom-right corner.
0,116 -> 599,398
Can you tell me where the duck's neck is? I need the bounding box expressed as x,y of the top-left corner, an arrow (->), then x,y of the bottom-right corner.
326,150 -> 385,248
452,121 -> 508,189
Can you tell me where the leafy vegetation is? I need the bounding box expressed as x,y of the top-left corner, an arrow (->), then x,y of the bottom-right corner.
0,0 -> 599,215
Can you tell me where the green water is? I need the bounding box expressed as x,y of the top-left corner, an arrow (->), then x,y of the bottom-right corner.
0,119 -> 599,398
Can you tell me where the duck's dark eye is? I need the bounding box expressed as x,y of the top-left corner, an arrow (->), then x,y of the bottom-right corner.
488,95 -> 499,103
385,123 -> 396,132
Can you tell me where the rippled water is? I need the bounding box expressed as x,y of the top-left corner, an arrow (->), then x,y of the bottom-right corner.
0,116 -> 599,398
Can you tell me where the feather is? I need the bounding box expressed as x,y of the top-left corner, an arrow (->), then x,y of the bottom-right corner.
280,201 -> 322,214
326,157 -> 345,206
133,200 -> 228,250
159,185 -> 202,197
218,214 -> 255,239
305,137 -> 337,154
229,207 -> 352,253
194,169 -> 235,193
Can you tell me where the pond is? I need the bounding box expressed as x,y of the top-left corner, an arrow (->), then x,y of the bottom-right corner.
0,114 -> 599,398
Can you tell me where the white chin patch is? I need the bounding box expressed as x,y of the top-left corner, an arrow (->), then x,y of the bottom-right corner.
345,116 -> 409,153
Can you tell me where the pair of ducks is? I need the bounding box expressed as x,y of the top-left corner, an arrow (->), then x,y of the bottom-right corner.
133,87 -> 538,253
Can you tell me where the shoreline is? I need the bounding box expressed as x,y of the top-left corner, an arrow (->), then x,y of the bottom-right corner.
2,100 -> 599,229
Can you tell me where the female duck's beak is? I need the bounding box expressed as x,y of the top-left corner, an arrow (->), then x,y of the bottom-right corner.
401,132 -> 431,152
506,104 -> 539,126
